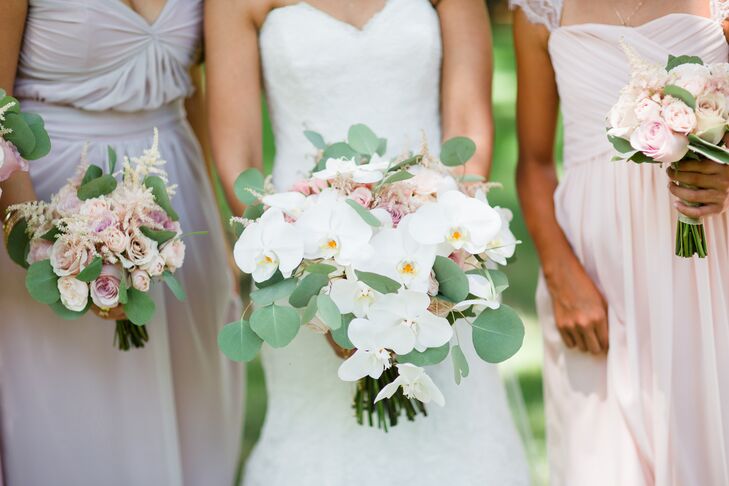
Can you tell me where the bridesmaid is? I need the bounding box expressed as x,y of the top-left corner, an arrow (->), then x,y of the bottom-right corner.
512,0 -> 729,485
0,1 -> 242,484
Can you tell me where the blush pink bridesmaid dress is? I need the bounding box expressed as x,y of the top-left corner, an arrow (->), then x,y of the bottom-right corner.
0,1 -> 243,484
511,0 -> 729,485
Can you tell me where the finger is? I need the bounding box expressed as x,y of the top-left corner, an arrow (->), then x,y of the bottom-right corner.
670,160 -> 722,175
558,327 -> 576,348
674,201 -> 724,218
572,329 -> 589,353
581,327 -> 603,355
596,318 -> 609,351
668,183 -> 725,205
667,168 -> 724,190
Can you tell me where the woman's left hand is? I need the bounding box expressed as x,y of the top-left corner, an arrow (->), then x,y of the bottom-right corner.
667,159 -> 729,218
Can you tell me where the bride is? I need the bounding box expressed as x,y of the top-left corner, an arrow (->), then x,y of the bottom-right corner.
206,0 -> 531,484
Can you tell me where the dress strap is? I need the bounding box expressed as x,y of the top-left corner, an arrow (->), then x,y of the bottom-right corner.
711,0 -> 729,22
509,0 -> 563,31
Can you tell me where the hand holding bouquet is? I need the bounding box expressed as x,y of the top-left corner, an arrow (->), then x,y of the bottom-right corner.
607,44 -> 729,257
5,130 -> 191,350
218,124 -> 525,430
0,88 -> 51,197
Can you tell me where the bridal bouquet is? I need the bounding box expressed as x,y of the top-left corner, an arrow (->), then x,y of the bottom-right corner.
607,45 -> 729,257
219,124 -> 525,430
4,130 -> 189,350
0,88 -> 51,197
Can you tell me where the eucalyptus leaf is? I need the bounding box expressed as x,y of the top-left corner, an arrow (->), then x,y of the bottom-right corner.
118,271 -> 128,305
321,142 -> 358,162
250,277 -> 297,306
77,175 -> 117,201
451,344 -> 470,385
471,304 -> 525,363
689,134 -> 729,164
4,112 -> 35,157
233,168 -> 265,205
382,170 -> 414,185
316,293 -> 341,330
249,304 -> 300,348
376,137 -> 387,156
76,256 -> 102,283
144,175 -> 179,221
666,54 -> 704,72
257,270 -> 284,288
630,151 -> 657,164
243,203 -> 265,220
218,318 -> 262,362
440,136 -> 476,167
289,273 -> 328,308
304,130 -> 327,150
20,112 -> 51,160
488,269 -> 509,293
301,295 -> 318,324
348,124 -> 380,155
306,263 -> 337,275
345,199 -> 381,227
124,288 -> 156,326
433,255 -> 469,302
387,155 -> 422,173
0,94 -> 19,114
162,270 -> 186,301
107,146 -> 118,173
81,164 -> 103,186
399,343 -> 449,366
354,270 -> 400,294
140,226 -> 177,245
607,135 -> 634,154
664,84 -> 696,109
7,218 -> 30,268
25,259 -> 60,304
330,313 -> 355,349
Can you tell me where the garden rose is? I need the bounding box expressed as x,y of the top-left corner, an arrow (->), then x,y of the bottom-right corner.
124,230 -> 158,268
669,63 -> 711,97
0,139 -> 28,182
607,93 -> 639,138
131,269 -> 151,292
90,265 -> 121,309
142,254 -> 165,277
102,227 -> 128,254
661,97 -> 697,135
350,187 -> 373,208
54,184 -> 82,215
695,93 -> 728,144
50,235 -> 93,276
57,276 -> 89,312
160,239 -> 185,272
26,239 -> 53,265
630,120 -> 689,163
634,96 -> 661,122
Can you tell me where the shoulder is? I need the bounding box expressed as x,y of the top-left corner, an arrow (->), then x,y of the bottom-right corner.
508,0 -> 561,31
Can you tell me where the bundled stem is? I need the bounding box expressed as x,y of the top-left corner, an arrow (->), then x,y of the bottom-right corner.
114,319 -> 149,351
352,367 -> 427,431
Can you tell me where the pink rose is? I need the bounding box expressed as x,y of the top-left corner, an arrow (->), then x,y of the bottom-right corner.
26,239 -> 53,265
102,227 -> 128,254
50,236 -> 93,276
142,254 -> 165,277
131,269 -> 151,292
90,265 -> 121,309
123,230 -> 158,268
57,276 -> 89,312
54,184 -> 82,215
385,203 -> 407,226
634,97 -> 661,122
349,187 -> 373,208
661,97 -> 697,135
0,139 -> 28,182
630,120 -> 689,163
160,240 -> 185,272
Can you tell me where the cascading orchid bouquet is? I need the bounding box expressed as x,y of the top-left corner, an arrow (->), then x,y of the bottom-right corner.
4,130 -> 192,350
0,88 -> 51,197
607,44 -> 729,258
218,124 -> 525,430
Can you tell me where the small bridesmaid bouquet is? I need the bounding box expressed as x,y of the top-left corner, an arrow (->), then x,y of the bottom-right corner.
607,44 -> 729,258
0,88 -> 51,198
218,123 -> 525,430
4,130 -> 193,350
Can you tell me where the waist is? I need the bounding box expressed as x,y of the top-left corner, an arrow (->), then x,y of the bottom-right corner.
18,100 -> 186,140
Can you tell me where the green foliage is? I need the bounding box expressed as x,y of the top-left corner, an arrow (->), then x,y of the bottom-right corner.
440,136 -> 476,166
4,112 -> 36,156
218,318 -> 262,362
124,288 -> 156,326
663,84 -> 696,109
162,270 -> 186,301
348,124 -> 380,155
433,255 -> 469,302
289,273 -> 328,308
118,271 -> 128,305
49,300 -> 89,319
140,226 -> 177,245
243,203 -> 265,220
689,134 -> 729,164
607,135 -> 634,154
20,112 -> 51,160
7,217 -> 30,268
81,164 -> 103,186
250,304 -> 301,348
304,130 -> 326,149
320,142 -> 358,166
301,295 -> 318,324
107,146 -> 118,173
77,175 -> 117,201
381,169 -> 414,185
250,277 -> 297,306
345,199 -> 381,227
76,256 -> 102,282
451,344 -> 470,385
354,270 -> 400,294
25,260 -> 59,304
666,54 -> 704,72
144,175 -> 179,221
399,343 -> 449,366
306,263 -> 337,275
330,313 -> 355,349
316,293 -> 341,330
471,304 -> 525,363
234,168 -> 265,205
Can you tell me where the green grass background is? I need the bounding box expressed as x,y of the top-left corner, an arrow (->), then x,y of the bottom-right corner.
233,22 -> 557,485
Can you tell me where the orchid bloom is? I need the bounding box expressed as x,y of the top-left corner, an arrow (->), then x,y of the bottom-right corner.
354,215 -> 436,292
262,191 -> 309,220
329,278 -> 380,318
295,189 -> 373,266
233,208 -> 304,282
312,156 -> 388,184
452,273 -> 500,312
408,190 -> 501,255
337,317 -> 393,381
367,289 -> 453,354
482,207 -> 517,266
375,363 -> 445,406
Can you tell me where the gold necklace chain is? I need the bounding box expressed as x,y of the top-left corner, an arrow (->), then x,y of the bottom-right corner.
612,0 -> 648,26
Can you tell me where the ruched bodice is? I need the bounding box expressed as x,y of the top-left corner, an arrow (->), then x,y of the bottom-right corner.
550,14 -> 729,168
259,0 -> 442,189
14,0 -> 200,112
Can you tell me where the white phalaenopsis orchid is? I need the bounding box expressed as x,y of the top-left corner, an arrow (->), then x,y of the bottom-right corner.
375,363 -> 445,406
312,156 -> 388,184
453,273 -> 500,312
295,189 -> 373,266
329,278 -> 380,318
355,215 -> 436,292
262,191 -> 309,220
409,190 -> 501,255
483,207 -> 517,265
234,208 -> 304,282
338,317 -> 393,381
367,290 -> 453,354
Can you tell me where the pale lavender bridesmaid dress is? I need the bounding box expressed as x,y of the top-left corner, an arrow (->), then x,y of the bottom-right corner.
0,1 -> 243,485
511,1 -> 729,485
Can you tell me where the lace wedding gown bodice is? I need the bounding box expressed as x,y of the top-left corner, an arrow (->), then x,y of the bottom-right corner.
244,1 -> 530,485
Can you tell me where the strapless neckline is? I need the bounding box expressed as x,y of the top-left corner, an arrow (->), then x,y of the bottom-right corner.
262,0 -> 395,34
555,12 -> 717,34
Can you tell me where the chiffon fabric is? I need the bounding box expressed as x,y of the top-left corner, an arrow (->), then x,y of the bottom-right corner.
242,1 -> 531,484
512,1 -> 729,484
0,1 -> 243,484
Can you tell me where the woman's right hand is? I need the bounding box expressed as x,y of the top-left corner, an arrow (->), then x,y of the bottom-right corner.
545,260 -> 609,355
92,305 -> 127,321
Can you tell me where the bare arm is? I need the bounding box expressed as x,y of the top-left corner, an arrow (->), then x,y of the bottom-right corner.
0,0 -> 35,216
513,9 -> 608,354
205,0 -> 264,218
185,63 -> 214,180
436,0 -> 493,177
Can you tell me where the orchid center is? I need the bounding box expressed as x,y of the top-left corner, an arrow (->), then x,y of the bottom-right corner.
320,236 -> 341,258
397,260 -> 418,278
257,251 -> 278,268
401,318 -> 418,334
447,227 -> 468,248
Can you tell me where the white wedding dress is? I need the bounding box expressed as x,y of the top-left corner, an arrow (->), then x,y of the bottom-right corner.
243,1 -> 531,485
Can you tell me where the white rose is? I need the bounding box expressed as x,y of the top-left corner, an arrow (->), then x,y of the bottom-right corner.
160,240 -> 186,272
669,63 -> 711,97
142,254 -> 165,277
634,96 -> 662,122
123,230 -> 158,268
607,93 -> 639,138
102,227 -> 128,254
661,97 -> 697,135
131,269 -> 151,292
630,120 -> 689,163
695,93 -> 728,144
57,276 -> 89,312
50,236 -> 92,277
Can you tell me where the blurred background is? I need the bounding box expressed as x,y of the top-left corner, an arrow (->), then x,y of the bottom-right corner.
229,2 -> 561,484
